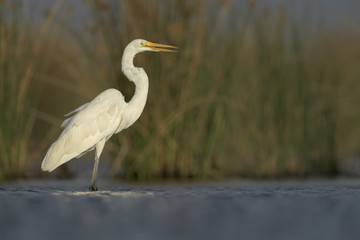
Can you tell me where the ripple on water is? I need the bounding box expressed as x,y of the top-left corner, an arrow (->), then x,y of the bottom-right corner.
52,190 -> 154,197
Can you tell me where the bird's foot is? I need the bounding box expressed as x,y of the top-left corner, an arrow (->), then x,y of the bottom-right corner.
89,184 -> 98,191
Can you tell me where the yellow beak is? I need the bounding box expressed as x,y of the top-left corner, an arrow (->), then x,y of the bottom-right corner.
142,42 -> 178,52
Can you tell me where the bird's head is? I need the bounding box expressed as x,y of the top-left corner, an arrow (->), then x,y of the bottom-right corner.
121,39 -> 178,80
130,39 -> 178,53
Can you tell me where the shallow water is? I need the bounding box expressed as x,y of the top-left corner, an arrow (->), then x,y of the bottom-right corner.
1,179 -> 360,240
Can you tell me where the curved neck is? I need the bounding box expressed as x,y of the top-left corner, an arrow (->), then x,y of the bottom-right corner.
121,46 -> 149,127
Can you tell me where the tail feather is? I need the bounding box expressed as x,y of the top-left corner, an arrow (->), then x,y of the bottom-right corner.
41,133 -> 94,172
41,138 -> 75,172
41,141 -> 63,172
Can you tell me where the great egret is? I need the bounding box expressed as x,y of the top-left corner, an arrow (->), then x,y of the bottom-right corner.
41,39 -> 177,191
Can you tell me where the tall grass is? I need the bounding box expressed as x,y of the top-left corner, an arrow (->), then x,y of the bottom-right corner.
1,0 -> 359,181
0,0 -> 62,179
79,0 -> 360,179
228,17 -> 339,177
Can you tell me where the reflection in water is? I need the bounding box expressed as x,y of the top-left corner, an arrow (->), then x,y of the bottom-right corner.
53,190 -> 154,197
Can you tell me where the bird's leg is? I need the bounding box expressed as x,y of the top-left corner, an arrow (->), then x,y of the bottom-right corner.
89,155 -> 99,191
89,139 -> 105,191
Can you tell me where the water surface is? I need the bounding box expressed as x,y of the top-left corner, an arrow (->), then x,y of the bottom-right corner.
1,180 -> 360,240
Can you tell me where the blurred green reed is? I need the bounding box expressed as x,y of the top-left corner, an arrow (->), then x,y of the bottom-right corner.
0,0 -> 61,180
80,0 -> 360,179
1,0 -> 359,181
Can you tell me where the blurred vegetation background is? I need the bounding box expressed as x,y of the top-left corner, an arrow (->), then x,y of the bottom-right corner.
0,0 -> 359,181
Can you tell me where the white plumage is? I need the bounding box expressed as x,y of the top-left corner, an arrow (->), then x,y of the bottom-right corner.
41,89 -> 125,172
41,39 -> 177,191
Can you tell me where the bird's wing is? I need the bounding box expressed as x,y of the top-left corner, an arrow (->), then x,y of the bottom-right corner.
64,103 -> 89,117
42,90 -> 126,172
61,103 -> 89,128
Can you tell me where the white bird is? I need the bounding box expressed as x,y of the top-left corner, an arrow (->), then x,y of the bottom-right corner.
41,39 -> 177,191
